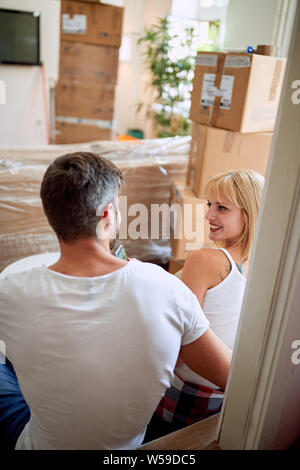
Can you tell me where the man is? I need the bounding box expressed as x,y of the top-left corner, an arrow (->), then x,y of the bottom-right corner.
0,152 -> 231,450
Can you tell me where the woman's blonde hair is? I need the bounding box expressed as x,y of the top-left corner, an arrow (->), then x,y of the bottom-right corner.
204,169 -> 265,263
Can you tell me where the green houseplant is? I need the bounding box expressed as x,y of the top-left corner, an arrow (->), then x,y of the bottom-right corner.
137,16 -> 196,138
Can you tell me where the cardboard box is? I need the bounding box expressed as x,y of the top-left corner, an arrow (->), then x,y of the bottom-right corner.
190,52 -> 286,133
171,183 -> 213,260
59,41 -> 119,85
189,52 -> 225,127
61,0 -> 123,47
56,80 -> 115,121
55,120 -> 113,144
187,123 -> 273,198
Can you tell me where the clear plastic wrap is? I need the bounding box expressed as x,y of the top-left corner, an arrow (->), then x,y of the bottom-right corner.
0,137 -> 190,270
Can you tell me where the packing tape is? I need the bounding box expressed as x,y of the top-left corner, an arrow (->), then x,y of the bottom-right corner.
196,54 -> 218,67
224,55 -> 251,69
223,131 -> 236,153
56,116 -> 113,130
210,54 -> 225,126
269,60 -> 283,101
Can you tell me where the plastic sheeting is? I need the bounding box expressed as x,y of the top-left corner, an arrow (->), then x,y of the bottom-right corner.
0,137 -> 190,271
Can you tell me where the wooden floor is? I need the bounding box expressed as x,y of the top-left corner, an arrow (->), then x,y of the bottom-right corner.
139,414 -> 221,450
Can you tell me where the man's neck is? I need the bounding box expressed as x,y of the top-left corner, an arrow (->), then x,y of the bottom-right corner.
48,238 -> 128,278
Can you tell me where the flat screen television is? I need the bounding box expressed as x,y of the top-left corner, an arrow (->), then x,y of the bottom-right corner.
0,8 -> 40,65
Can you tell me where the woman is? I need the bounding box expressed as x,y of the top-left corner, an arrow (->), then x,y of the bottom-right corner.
144,169 -> 265,442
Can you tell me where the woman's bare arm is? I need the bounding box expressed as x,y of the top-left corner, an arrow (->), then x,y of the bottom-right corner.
180,328 -> 232,390
180,249 -> 216,305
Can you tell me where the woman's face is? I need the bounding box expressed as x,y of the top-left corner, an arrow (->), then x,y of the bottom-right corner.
205,198 -> 245,244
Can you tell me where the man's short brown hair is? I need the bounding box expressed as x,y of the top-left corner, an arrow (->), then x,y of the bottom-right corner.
40,152 -> 123,242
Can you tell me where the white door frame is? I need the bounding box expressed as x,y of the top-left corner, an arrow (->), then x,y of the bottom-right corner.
216,3 -> 300,449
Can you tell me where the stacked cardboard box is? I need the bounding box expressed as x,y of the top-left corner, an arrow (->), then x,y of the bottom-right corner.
55,0 -> 124,144
189,51 -> 286,133
187,123 -> 273,198
170,181 -> 213,264
170,50 -> 286,267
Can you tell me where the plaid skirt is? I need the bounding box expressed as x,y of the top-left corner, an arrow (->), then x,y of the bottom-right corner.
155,373 -> 224,427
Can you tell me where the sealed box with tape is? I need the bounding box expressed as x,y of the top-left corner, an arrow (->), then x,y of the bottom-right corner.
190,52 -> 286,133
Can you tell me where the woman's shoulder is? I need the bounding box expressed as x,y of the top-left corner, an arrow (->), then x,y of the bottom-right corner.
185,247 -> 221,267
183,248 -> 222,281
184,248 -> 233,288
180,248 -> 220,302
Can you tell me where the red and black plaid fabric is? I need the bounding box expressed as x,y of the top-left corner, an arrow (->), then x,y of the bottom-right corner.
154,373 -> 224,427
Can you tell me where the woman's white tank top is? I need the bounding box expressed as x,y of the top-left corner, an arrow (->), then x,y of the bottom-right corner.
175,248 -> 247,388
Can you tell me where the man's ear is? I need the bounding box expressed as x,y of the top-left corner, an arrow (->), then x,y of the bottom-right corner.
98,203 -> 114,224
96,203 -> 114,240
105,203 -> 114,226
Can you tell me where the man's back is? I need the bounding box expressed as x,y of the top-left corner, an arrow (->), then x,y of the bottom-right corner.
0,260 -> 208,449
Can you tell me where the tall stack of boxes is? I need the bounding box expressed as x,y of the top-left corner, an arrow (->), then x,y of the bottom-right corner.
170,50 -> 286,272
55,0 -> 124,144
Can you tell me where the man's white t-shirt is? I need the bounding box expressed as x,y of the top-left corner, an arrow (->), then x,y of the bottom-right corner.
0,259 -> 209,450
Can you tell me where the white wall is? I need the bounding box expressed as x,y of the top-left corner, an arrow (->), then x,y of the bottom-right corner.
115,0 -> 172,137
224,0 -> 280,52
114,0 -> 144,137
0,0 -> 60,83
0,0 -> 60,145
0,65 -> 48,146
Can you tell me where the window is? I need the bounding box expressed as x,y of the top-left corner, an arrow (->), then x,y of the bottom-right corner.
165,3 -> 226,128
